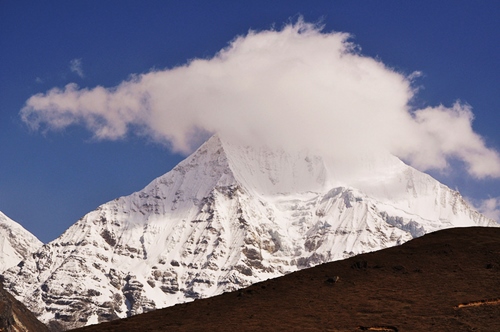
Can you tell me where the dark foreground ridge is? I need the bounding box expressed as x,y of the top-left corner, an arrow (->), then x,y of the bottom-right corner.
73,227 -> 500,331
0,282 -> 49,332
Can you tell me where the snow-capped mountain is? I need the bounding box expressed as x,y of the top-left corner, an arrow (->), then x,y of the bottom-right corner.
0,211 -> 43,272
3,135 -> 496,330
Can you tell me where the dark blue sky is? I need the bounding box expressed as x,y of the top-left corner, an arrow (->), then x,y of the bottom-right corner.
1,1 -> 499,242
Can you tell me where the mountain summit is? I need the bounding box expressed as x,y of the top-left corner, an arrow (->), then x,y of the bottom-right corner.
3,135 -> 496,330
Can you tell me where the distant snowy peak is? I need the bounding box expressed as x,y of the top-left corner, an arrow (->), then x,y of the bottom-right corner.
0,211 -> 43,272
148,134 -> 405,198
136,133 -> 329,208
3,134 -> 496,330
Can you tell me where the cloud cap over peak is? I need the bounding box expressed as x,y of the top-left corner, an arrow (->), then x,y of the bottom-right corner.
20,20 -> 500,179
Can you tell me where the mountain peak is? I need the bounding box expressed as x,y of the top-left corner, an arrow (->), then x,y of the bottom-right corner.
0,211 -> 43,272
2,135 -> 496,329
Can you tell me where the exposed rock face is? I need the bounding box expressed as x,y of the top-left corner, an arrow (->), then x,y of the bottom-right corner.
0,283 -> 48,332
2,135 -> 496,330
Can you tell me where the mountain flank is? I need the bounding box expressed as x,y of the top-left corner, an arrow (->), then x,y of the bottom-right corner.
2,135 -> 496,330
0,211 -> 43,272
74,226 -> 500,332
0,282 -> 49,332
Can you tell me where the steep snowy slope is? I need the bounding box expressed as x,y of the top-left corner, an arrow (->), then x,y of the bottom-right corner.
3,135 -> 496,330
0,211 -> 43,272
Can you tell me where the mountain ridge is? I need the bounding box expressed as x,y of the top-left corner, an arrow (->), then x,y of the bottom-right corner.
0,211 -> 43,272
2,135 -> 496,330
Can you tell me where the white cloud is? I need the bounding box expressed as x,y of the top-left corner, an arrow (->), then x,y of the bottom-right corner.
20,20 -> 500,178
69,58 -> 84,78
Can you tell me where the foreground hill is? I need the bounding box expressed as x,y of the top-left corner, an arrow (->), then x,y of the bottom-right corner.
74,226 -> 500,332
3,135 -> 495,330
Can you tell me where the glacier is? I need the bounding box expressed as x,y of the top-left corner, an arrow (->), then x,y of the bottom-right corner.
2,134 -> 496,330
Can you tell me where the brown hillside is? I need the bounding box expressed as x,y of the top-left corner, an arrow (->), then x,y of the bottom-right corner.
74,226 -> 500,332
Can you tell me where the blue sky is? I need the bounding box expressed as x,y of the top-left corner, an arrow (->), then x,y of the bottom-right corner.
1,1 -> 499,243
